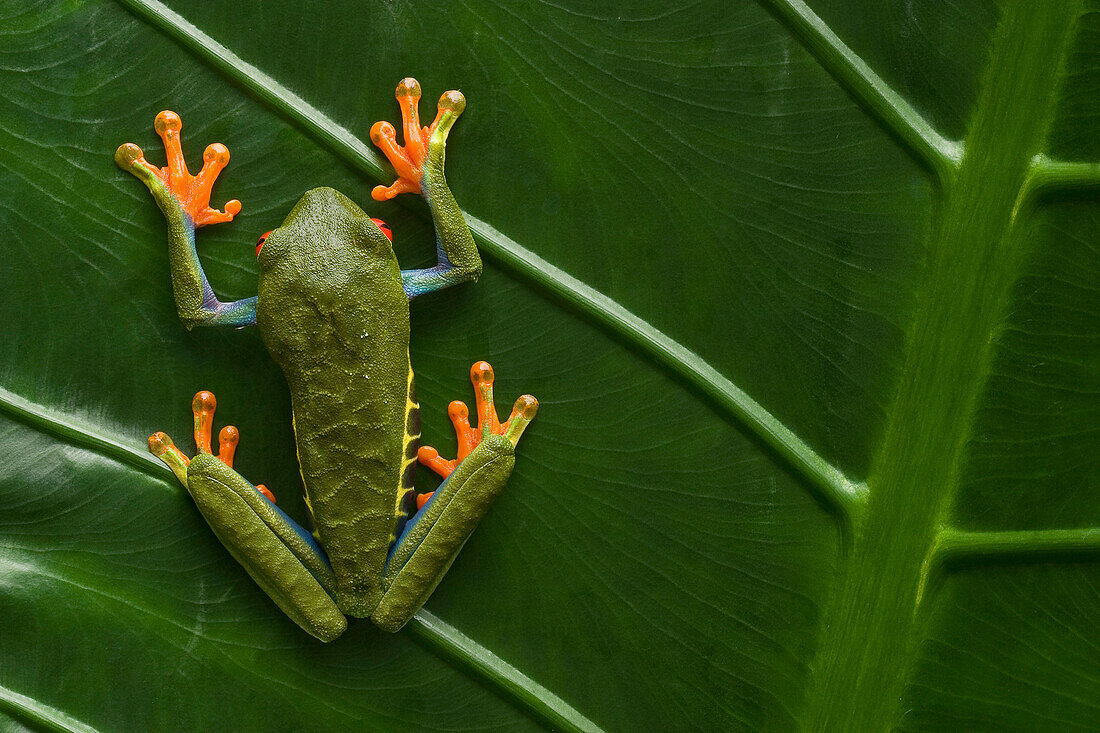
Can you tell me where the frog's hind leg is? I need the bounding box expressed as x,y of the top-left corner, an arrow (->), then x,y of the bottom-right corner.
148,391 -> 273,499
371,361 -> 537,632
148,391 -> 347,642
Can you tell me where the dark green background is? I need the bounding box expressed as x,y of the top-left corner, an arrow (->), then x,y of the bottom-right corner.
0,1 -> 1096,731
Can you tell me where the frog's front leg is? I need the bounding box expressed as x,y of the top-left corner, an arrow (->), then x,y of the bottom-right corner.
116,112 -> 256,328
371,78 -> 483,298
371,362 -> 538,632
148,391 -> 347,642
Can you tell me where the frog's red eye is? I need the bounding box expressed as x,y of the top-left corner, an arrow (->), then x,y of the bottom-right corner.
255,230 -> 272,256
371,217 -> 393,243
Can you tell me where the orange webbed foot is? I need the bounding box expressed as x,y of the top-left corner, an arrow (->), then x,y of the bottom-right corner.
370,78 -> 466,201
416,361 -> 538,508
148,391 -> 275,503
115,111 -> 241,227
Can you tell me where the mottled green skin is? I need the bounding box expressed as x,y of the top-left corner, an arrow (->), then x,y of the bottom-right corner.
256,187 -> 415,616
187,453 -> 346,641
116,88 -> 541,640
373,435 -> 514,631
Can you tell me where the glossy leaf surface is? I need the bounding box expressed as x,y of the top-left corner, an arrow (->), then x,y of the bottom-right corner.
0,1 -> 1097,731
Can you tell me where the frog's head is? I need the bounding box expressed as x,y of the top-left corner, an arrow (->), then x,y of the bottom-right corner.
254,187 -> 394,274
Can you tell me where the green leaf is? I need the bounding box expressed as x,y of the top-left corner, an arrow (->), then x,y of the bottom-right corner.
1,1 -> 1097,731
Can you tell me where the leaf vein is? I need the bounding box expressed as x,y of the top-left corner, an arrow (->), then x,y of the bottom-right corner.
113,0 -> 865,520
759,0 -> 962,182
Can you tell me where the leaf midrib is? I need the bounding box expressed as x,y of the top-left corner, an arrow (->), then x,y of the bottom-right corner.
16,0 -> 1095,730
801,5 -> 1086,729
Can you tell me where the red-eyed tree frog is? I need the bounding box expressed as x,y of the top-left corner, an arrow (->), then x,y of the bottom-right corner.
115,79 -> 538,641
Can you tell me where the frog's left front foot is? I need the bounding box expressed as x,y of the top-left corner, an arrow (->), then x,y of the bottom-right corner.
115,111 -> 241,227
369,78 -> 466,201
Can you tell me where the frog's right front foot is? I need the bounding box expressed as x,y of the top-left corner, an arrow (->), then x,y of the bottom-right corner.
116,111 -> 241,227
370,78 -> 466,200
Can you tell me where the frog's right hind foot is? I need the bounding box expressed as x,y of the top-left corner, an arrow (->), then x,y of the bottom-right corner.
370,361 -> 537,632
415,361 -> 538,508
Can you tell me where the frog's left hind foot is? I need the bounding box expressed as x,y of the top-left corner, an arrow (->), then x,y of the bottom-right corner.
148,392 -> 346,642
371,361 -> 537,632
147,391 -> 274,502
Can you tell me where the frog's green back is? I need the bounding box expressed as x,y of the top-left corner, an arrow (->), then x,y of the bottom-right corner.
255,187 -> 415,616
